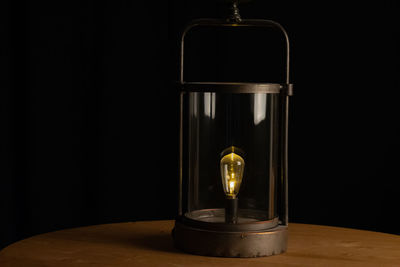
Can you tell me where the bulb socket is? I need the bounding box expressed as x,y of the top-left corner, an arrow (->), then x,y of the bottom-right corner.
225,198 -> 238,224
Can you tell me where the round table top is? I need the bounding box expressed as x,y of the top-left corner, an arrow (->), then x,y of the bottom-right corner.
0,220 -> 399,266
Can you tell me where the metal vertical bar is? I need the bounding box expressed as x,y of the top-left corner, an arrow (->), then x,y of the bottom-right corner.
268,94 -> 275,219
282,94 -> 289,226
281,25 -> 290,227
179,91 -> 184,216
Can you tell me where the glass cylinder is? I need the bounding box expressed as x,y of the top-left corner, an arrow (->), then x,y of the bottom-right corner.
179,83 -> 281,230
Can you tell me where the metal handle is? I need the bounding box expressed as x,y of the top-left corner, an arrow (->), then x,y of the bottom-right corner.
179,18 -> 291,84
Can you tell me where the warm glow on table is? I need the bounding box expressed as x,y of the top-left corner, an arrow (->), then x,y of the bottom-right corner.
1,220 -> 399,266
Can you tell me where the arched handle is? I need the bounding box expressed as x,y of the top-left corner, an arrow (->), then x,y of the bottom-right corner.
179,19 -> 291,84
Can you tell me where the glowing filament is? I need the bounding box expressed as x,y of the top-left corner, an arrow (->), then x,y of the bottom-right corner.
220,151 -> 245,199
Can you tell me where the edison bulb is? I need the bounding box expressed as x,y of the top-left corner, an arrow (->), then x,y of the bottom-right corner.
220,150 -> 245,199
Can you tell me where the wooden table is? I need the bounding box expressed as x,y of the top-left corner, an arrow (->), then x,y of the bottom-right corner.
0,220 -> 399,266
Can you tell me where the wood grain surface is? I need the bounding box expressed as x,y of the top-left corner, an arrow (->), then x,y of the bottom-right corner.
0,220 -> 399,266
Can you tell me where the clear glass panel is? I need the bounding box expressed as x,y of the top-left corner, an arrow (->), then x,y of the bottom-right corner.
183,92 -> 279,223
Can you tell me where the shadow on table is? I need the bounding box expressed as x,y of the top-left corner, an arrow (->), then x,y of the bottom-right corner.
49,224 -> 184,255
132,230 -> 183,255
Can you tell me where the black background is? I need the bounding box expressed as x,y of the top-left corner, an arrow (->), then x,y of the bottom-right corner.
1,1 -> 399,249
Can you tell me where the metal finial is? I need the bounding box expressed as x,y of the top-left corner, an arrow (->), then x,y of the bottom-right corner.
229,1 -> 242,23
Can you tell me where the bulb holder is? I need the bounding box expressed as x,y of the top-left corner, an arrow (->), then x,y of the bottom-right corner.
225,198 -> 239,224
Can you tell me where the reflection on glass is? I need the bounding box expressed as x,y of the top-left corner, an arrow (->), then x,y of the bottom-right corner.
252,93 -> 266,125
204,92 -> 216,119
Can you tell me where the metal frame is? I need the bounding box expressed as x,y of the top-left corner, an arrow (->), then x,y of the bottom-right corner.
181,82 -> 283,94
175,16 -> 293,257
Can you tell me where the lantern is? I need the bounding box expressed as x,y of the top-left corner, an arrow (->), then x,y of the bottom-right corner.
173,2 -> 293,258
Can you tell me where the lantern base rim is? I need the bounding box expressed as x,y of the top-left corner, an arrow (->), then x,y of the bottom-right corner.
183,209 -> 279,232
173,220 -> 288,258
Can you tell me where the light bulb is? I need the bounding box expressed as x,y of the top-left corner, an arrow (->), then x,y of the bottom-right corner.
220,148 -> 245,199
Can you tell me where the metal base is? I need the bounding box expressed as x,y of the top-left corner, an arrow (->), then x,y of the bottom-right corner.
173,221 -> 288,258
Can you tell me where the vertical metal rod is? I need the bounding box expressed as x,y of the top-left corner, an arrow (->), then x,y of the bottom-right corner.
268,95 -> 275,219
281,27 -> 290,227
179,92 -> 184,216
283,95 -> 289,225
180,31 -> 186,84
